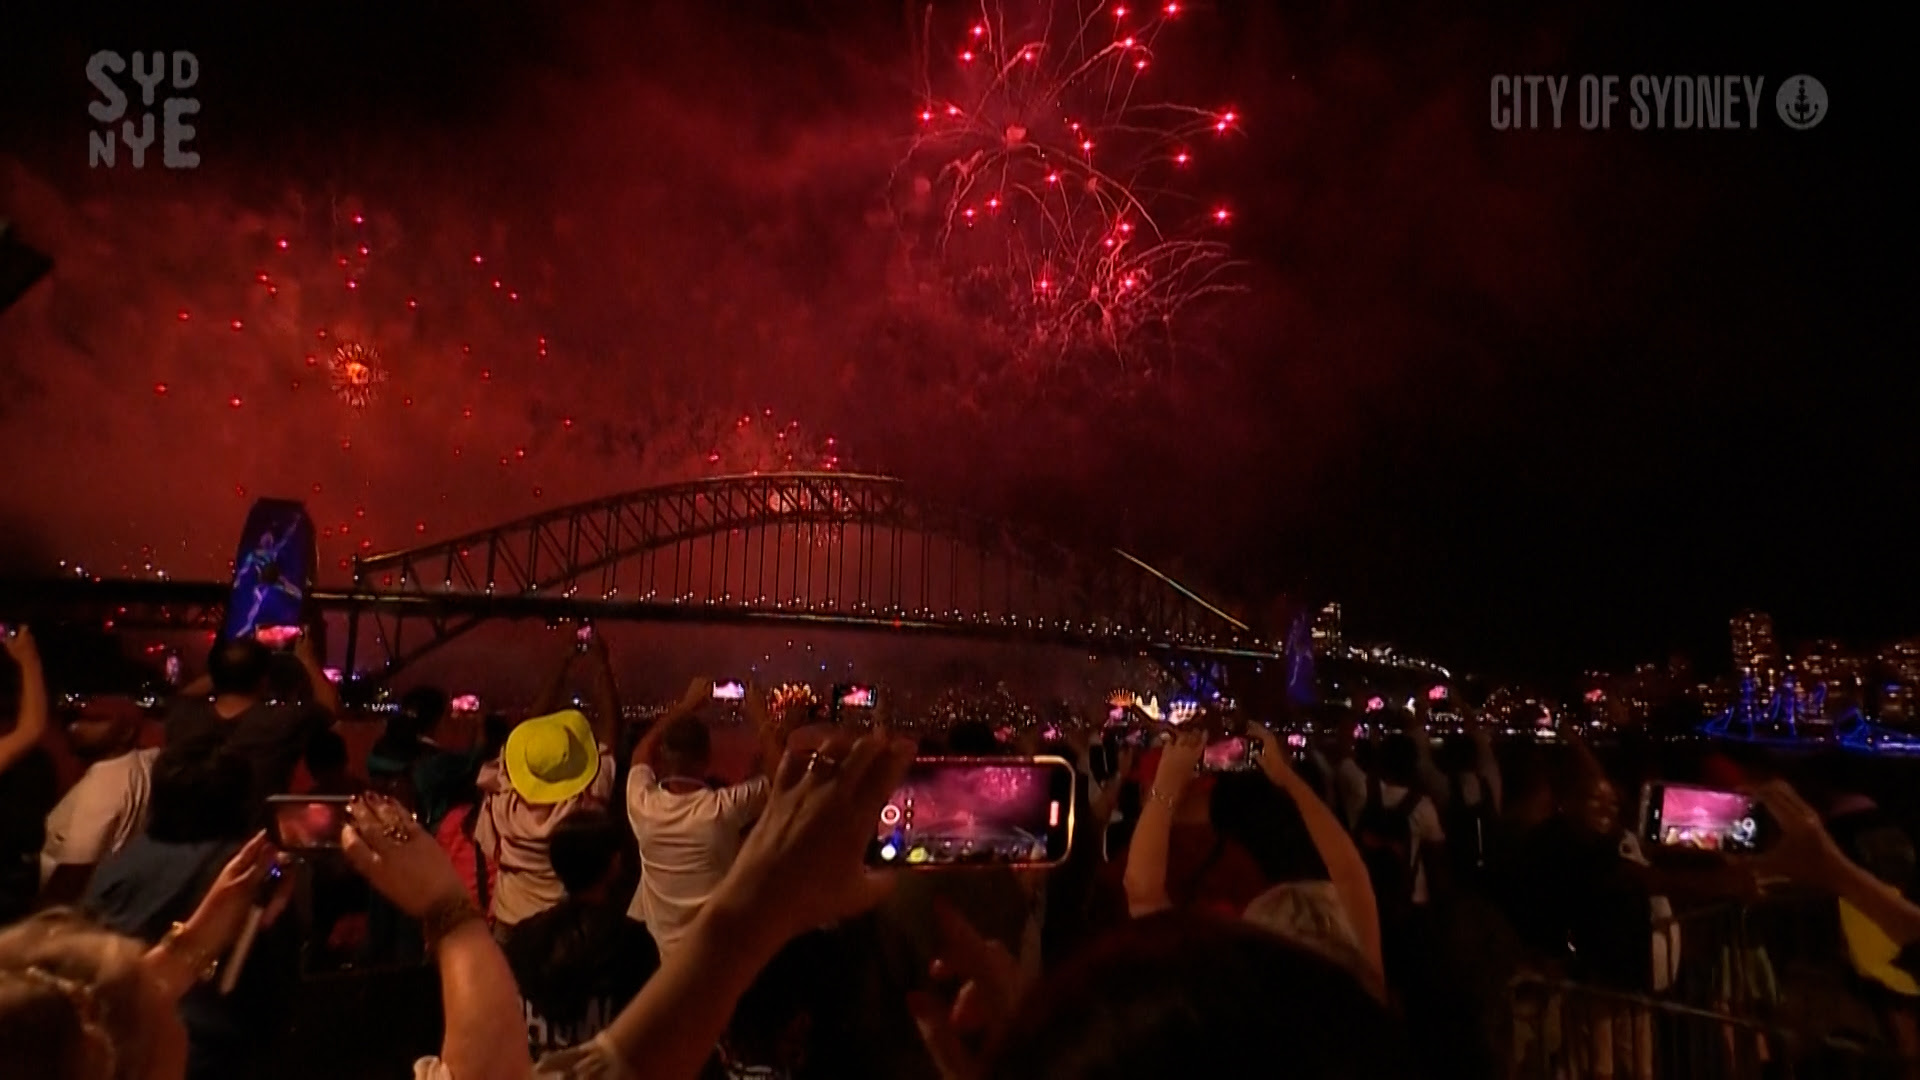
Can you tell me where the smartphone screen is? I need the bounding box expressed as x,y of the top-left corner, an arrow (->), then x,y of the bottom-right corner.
831,684 -> 875,722
1167,699 -> 1200,726
1200,735 -> 1263,772
163,653 -> 183,685
1639,783 -> 1767,853
268,795 -> 354,850
868,756 -> 1075,868
713,680 -> 746,701
223,499 -> 316,644
574,623 -> 595,653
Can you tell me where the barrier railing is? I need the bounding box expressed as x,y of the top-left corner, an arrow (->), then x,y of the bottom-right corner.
1509,974 -> 1918,1079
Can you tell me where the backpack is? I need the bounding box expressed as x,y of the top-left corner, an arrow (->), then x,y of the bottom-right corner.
1353,775 -> 1422,927
1442,771 -> 1496,880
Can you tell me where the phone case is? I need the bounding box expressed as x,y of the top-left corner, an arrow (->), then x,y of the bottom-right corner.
223,499 -> 317,643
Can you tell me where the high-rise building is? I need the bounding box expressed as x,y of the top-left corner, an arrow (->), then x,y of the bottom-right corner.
1731,611 -> 1781,689
1311,602 -> 1343,655
1880,639 -> 1920,725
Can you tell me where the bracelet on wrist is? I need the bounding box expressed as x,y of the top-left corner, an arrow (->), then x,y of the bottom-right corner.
1146,786 -> 1178,808
160,921 -> 220,987
420,893 -> 486,951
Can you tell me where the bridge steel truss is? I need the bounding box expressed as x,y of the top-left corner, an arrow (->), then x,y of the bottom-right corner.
340,473 -> 1269,680
0,475 -> 1273,683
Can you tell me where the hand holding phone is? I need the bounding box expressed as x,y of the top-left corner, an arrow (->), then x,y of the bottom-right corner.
868,756 -> 1075,868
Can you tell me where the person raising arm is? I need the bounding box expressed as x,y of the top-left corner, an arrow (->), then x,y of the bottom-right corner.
0,627 -> 49,777
1245,722 -> 1383,979
1121,732 -> 1206,917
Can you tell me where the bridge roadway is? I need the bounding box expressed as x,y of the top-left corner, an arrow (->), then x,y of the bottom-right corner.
0,574 -> 1280,662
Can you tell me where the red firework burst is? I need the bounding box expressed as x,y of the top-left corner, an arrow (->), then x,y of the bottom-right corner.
328,342 -> 388,408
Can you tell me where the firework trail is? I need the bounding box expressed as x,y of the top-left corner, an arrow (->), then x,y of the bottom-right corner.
897,0 -> 1245,372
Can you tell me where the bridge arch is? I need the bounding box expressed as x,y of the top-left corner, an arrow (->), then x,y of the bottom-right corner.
343,473 -> 1268,680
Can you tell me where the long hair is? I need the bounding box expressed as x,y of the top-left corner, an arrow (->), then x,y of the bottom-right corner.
0,909 -> 154,1080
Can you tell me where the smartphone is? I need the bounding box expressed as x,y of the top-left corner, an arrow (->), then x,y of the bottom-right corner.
267,795 -> 354,850
1200,735 -> 1264,772
223,498 -> 316,644
832,683 -> 875,722
1638,783 -> 1771,854
163,652 -> 183,685
868,756 -> 1076,868
1428,685 -> 1449,702
1167,699 -> 1200,726
713,680 -> 746,701
574,623 -> 595,654
452,693 -> 480,712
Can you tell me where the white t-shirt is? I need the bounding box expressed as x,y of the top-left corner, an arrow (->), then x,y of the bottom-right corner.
41,748 -> 159,883
625,765 -> 770,957
1617,831 -> 1681,992
1334,759 -> 1446,905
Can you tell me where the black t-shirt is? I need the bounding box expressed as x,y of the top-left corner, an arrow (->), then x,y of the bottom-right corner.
166,697 -> 333,824
1496,816 -> 1652,988
0,746 -> 59,923
504,902 -> 659,1058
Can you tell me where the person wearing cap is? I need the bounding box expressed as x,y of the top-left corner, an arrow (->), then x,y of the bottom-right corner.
473,707 -> 617,939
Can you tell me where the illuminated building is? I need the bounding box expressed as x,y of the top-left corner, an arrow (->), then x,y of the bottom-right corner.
1311,602 -> 1343,656
1731,611 -> 1781,689
1879,639 -> 1920,725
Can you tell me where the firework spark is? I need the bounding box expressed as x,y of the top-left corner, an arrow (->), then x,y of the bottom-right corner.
898,0 -> 1245,371
702,409 -> 842,476
328,342 -> 389,408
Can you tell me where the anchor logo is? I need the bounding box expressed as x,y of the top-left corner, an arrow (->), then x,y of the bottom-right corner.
1775,75 -> 1827,130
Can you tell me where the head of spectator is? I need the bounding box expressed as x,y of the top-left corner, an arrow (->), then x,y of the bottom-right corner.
304,729 -> 354,789
986,912 -> 1417,1079
0,909 -> 185,1079
502,710 -> 601,805
206,639 -> 273,701
62,697 -> 143,764
655,715 -> 712,783
1375,733 -> 1421,789
394,687 -> 451,746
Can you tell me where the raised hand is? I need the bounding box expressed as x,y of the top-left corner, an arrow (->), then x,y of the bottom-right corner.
713,728 -> 914,944
1,624 -> 38,664
342,794 -> 468,918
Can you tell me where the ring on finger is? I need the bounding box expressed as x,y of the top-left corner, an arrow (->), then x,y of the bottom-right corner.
806,750 -> 841,776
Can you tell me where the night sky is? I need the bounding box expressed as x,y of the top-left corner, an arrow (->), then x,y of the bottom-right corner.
0,1 -> 1906,684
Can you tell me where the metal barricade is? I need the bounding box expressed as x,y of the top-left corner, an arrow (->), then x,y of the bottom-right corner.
1503,889 -> 1920,1078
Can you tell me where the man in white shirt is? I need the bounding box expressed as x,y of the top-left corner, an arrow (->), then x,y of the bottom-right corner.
626,683 -> 782,957
41,697 -> 160,904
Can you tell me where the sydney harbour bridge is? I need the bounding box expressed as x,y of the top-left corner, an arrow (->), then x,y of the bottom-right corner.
1,473 -> 1279,686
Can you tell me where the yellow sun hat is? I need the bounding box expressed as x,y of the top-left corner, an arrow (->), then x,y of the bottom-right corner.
503,709 -> 600,805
